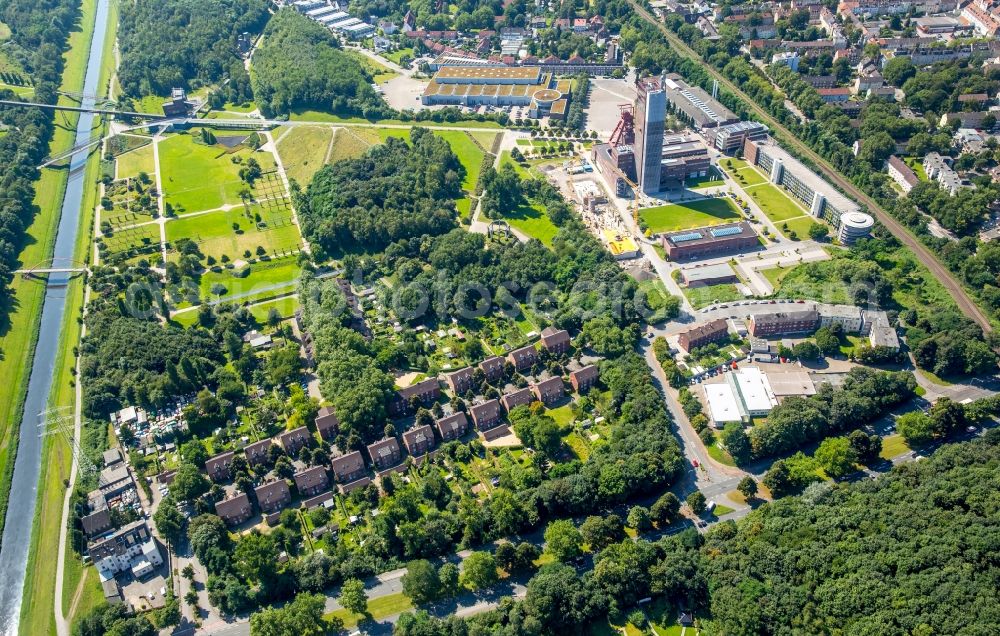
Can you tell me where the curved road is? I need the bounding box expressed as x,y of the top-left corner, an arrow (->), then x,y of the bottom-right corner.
627,0 -> 992,333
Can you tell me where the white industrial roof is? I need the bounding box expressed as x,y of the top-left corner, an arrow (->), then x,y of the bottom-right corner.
705,383 -> 742,425
731,367 -> 778,414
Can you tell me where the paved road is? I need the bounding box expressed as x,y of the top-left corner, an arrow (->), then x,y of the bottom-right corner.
630,0 -> 992,334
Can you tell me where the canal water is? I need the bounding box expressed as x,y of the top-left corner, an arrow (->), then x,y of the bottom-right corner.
0,0 -> 111,631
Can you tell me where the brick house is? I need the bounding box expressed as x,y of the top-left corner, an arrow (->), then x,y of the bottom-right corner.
278,426 -> 312,455
205,451 -> 234,482
501,387 -> 534,412
254,480 -> 291,514
531,376 -> 565,405
570,365 -> 599,392
479,356 -> 505,381
315,406 -> 339,441
390,378 -> 441,416
444,367 -> 474,394
470,399 -> 502,430
215,493 -> 253,526
403,424 -> 435,456
506,344 -> 537,372
244,439 -> 272,467
748,309 -> 819,337
293,466 -> 330,497
434,412 -> 468,441
331,451 -> 366,484
540,327 -> 571,354
677,319 -> 729,353
367,437 -> 402,471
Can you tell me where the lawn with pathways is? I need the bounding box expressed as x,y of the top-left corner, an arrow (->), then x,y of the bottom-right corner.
166,204 -> 300,262
781,215 -> 824,240
745,183 -> 807,222
197,256 -> 302,302
275,125 -> 334,186
639,197 -> 742,234
159,132 -> 276,214
115,143 -> 155,179
503,202 -> 559,246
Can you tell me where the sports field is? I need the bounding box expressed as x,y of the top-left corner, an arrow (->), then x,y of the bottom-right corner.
639,197 -> 742,233
745,183 -> 807,222
683,282 -> 744,309
165,204 -> 300,262
159,132 -> 276,214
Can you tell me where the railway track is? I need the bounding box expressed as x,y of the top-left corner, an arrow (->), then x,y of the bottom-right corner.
627,0 -> 993,333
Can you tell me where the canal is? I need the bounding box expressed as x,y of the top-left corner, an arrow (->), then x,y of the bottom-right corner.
0,0 -> 111,631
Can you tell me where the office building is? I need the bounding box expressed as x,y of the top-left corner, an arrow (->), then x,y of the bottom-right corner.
708,121 -> 769,154
661,222 -> 760,260
744,137 -> 860,227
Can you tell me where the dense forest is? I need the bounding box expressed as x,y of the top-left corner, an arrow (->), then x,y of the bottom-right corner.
297,128 -> 463,253
386,433 -> 1000,636
251,10 -> 387,118
117,0 -> 268,98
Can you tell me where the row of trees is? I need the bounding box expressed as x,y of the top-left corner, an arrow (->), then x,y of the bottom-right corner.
0,0 -> 80,339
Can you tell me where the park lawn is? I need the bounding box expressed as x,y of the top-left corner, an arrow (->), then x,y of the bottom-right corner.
198,256 -> 301,302
275,125 -> 334,186
328,127 -> 379,163
547,404 -> 575,427
639,197 -> 742,234
470,131 -> 500,150
134,94 -> 166,114
761,265 -> 791,289
159,133 -> 275,214
503,202 -> 558,246
384,47 -> 413,65
781,215 -> 822,241
436,130 -> 487,192
166,205 -> 300,262
682,282 -> 744,310
705,438 -> 737,466
732,166 -> 766,187
745,183 -> 806,222
880,433 -> 911,460
102,219 -> 161,258
171,309 -> 201,328
248,295 -> 300,325
904,156 -> 928,182
455,197 -> 473,219
115,143 -> 155,179
288,109 -> 503,128
768,256 -> 855,305
686,167 -> 726,190
325,591 -> 413,629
